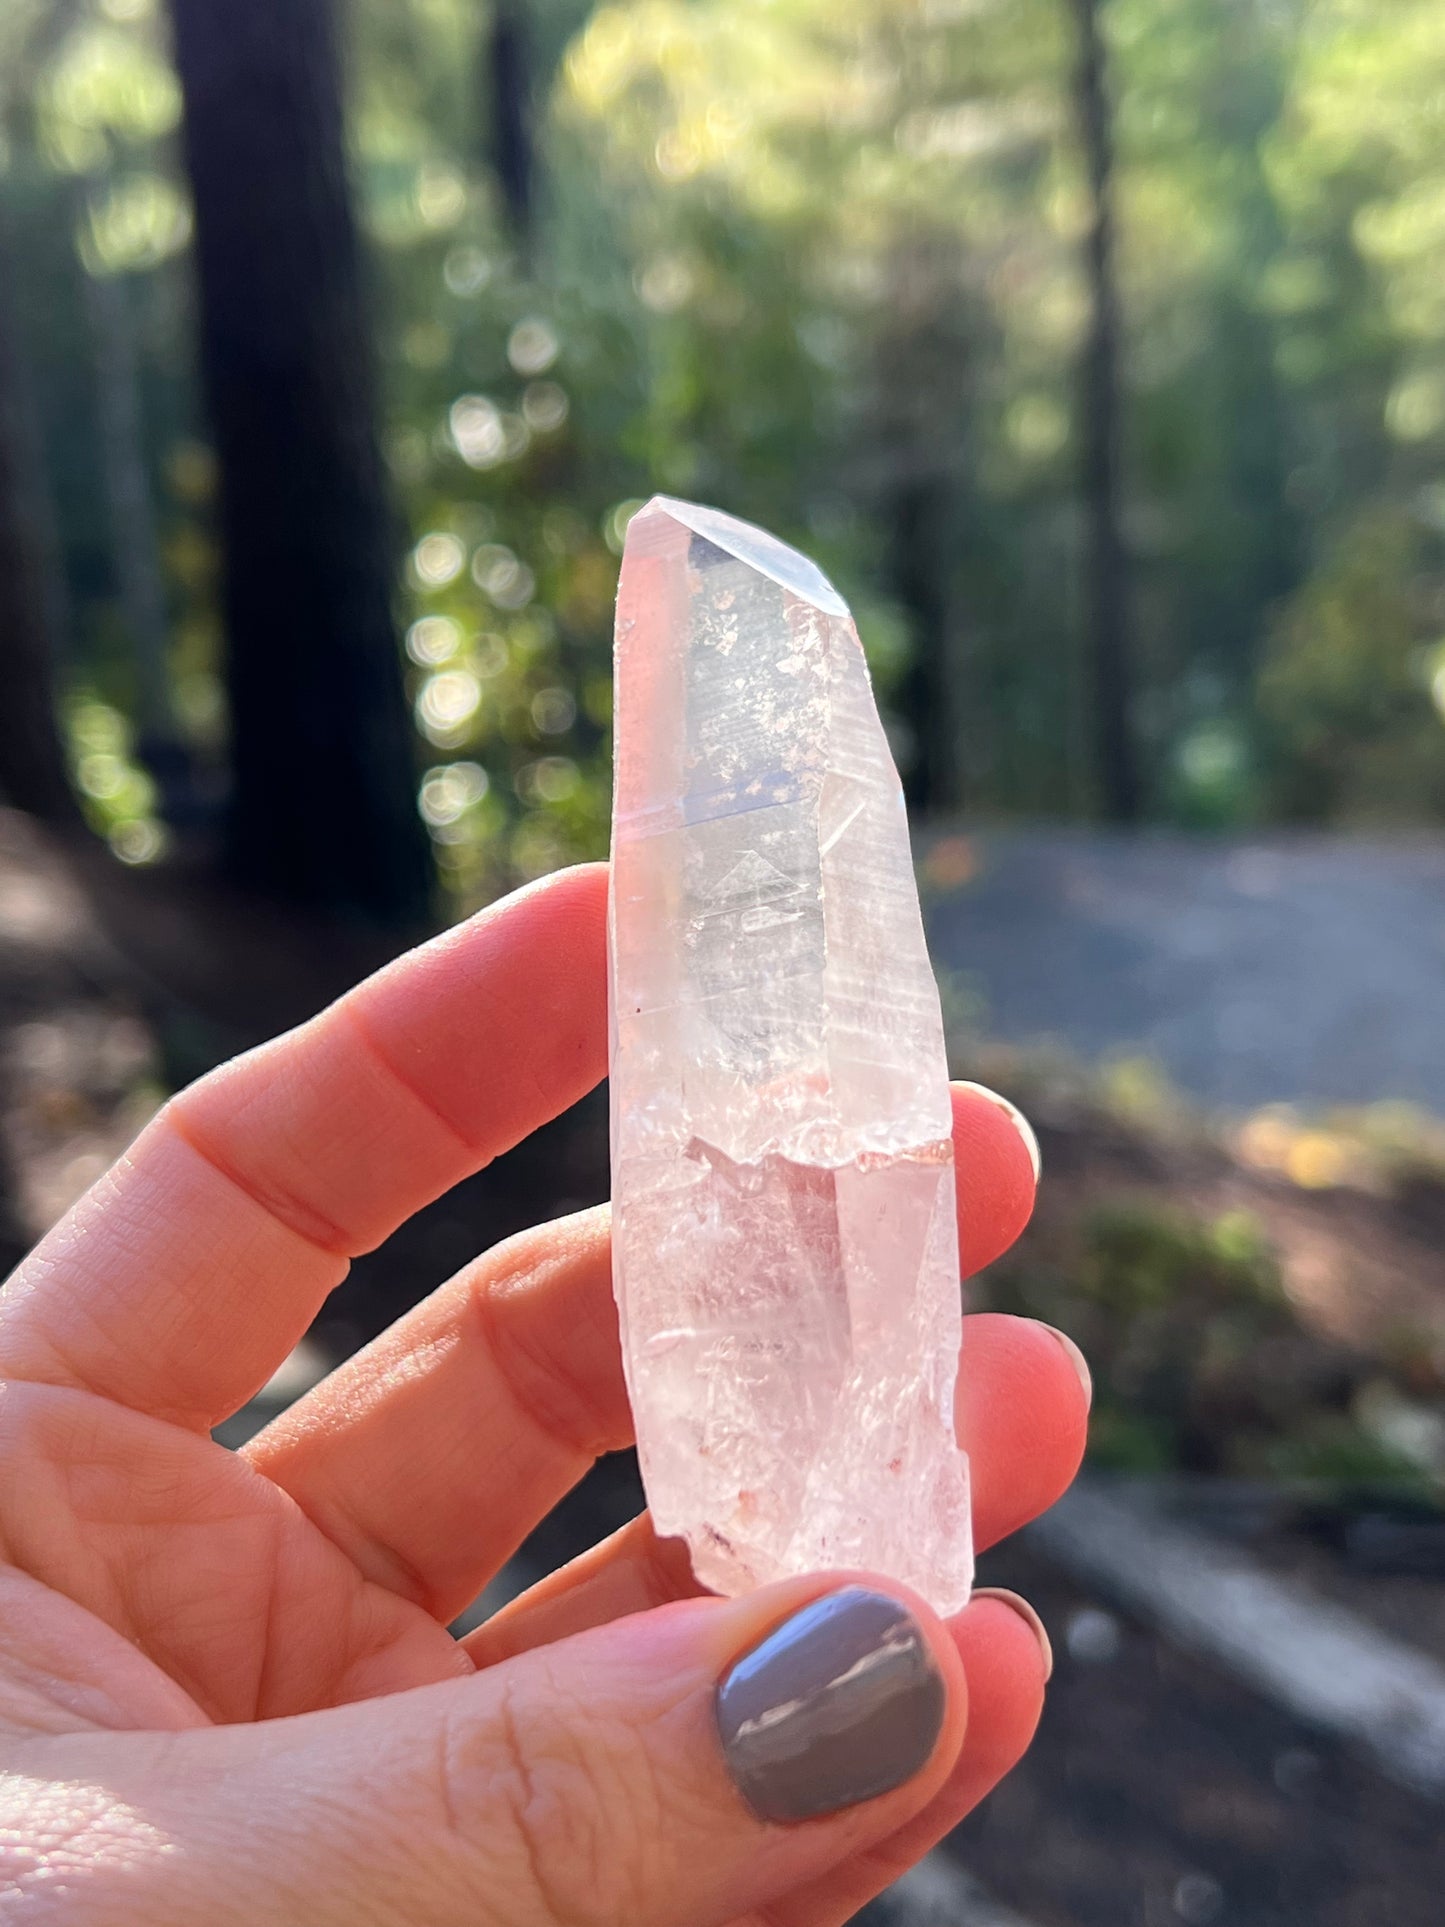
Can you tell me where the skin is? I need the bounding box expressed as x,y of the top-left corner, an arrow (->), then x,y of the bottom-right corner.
0,863 -> 1088,1927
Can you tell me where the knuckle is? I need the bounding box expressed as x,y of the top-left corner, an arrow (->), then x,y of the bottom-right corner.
470,1216 -> 626,1463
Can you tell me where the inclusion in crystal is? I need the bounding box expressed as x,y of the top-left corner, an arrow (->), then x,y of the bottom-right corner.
609,496 -> 971,1614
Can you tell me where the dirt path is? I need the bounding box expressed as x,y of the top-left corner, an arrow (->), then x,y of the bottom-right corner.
926,829 -> 1445,1110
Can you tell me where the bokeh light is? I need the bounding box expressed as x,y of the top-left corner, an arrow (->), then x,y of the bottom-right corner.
471,544 -> 535,609
531,687 -> 578,735
416,669 -> 482,745
521,381 -> 569,432
406,615 -> 463,666
448,395 -> 505,469
418,760 -> 489,828
411,532 -> 465,588
506,316 -> 560,376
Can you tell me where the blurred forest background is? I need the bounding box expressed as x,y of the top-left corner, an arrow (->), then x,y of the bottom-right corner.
6,4 -> 1445,1920
7,0 -> 1445,940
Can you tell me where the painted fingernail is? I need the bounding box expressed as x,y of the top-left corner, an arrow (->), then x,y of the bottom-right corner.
955,1081 -> 1042,1182
972,1588 -> 1054,1681
1041,1322 -> 1092,1403
716,1587 -> 946,1824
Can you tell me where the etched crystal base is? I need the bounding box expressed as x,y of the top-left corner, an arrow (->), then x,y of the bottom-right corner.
609,497 -> 972,1613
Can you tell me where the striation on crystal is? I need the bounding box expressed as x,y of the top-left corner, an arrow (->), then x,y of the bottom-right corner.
608,496 -> 972,1614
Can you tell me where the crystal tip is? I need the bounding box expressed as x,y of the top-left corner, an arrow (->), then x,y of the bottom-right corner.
636,495 -> 851,620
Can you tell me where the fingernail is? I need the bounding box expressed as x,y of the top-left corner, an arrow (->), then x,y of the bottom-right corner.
716,1587 -> 946,1824
972,1588 -> 1054,1681
1041,1323 -> 1092,1404
955,1081 -> 1042,1181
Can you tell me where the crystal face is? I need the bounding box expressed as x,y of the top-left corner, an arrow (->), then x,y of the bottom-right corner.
609,496 -> 972,1614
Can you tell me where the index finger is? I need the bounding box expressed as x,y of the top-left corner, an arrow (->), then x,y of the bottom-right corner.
0,864 -> 608,1428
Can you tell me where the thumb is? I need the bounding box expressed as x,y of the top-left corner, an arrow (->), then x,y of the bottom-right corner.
94,1579 -> 966,1927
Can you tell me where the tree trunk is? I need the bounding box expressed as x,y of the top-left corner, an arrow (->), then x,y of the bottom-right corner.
488,1 -> 535,260
1072,0 -> 1140,822
0,211 -> 82,830
168,0 -> 432,925
893,474 -> 964,813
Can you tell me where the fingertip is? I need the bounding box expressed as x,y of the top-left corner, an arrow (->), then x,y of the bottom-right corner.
713,1578 -> 969,1828
482,860 -> 609,978
941,1586 -> 1049,1784
351,863 -> 611,1149
741,1581 -> 1050,1925
950,1081 -> 1038,1275
725,1572 -> 972,1752
886,1582 -> 972,1769
955,1587 -> 1050,1711
1040,1321 -> 1092,1404
957,1312 -> 1090,1551
969,1588 -> 1053,1683
954,1081 -> 1041,1181
529,858 -> 611,923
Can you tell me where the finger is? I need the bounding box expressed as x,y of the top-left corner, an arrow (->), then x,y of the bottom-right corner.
951,1081 -> 1038,1275
464,1310 -> 1087,1667
107,1578 -> 968,1927
248,1089 -> 1048,1625
737,1590 -> 1048,1927
249,1206 -> 623,1620
467,1514 -> 696,1667
0,864 -> 608,1428
955,1311 -> 1089,1549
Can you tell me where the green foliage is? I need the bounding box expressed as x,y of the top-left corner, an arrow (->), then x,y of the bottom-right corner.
64,690 -> 165,862
2,0 -> 208,753
993,1194 -> 1432,1484
1084,1405 -> 1179,1474
1258,510 -> 1445,822
1079,1200 -> 1284,1317
1261,1413 -> 1426,1489
11,0 -> 1445,888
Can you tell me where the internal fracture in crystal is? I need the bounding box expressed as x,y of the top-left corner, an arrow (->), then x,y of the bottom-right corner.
609,496 -> 972,1614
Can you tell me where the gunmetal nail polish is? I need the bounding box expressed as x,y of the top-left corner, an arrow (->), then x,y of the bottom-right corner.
715,1587 -> 946,1824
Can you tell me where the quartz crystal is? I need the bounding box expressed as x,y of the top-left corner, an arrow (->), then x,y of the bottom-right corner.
609,496 -> 972,1614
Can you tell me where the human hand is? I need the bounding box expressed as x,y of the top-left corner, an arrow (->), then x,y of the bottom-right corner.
0,863 -> 1087,1925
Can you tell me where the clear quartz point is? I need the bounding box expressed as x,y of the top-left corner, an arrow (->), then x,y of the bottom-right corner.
608,496 -> 972,1614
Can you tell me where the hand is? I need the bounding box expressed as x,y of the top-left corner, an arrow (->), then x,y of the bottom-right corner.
0,864 -> 1087,1926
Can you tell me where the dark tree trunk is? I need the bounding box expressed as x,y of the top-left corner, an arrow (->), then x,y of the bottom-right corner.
488,0 -> 535,258
893,474 -> 963,813
871,233 -> 977,815
1072,0 -> 1141,822
0,213 -> 82,830
168,0 -> 432,924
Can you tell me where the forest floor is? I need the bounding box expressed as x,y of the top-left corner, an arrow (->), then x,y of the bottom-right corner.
4,806 -> 1445,1924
